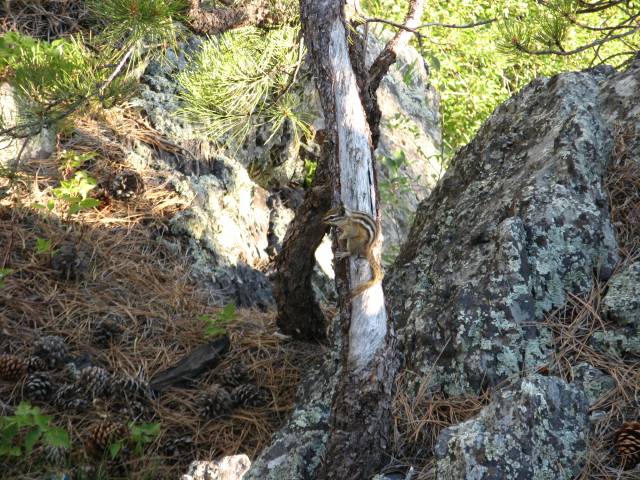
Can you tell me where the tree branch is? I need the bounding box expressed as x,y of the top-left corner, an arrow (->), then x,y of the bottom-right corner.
512,25 -> 639,56
186,0 -> 270,34
368,0 -> 427,95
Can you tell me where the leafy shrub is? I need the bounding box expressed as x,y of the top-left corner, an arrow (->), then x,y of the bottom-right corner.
0,402 -> 70,458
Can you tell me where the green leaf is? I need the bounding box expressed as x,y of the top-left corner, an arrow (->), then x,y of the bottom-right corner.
78,198 -> 101,210
23,429 -> 42,454
14,401 -> 38,418
35,237 -> 53,255
0,444 -> 22,457
130,422 -> 160,438
43,427 -> 70,448
109,440 -> 123,459
217,302 -> 236,323
33,413 -> 52,430
0,423 -> 19,444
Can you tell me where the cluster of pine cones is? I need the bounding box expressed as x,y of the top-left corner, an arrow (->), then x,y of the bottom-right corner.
200,363 -> 271,419
0,335 -> 152,419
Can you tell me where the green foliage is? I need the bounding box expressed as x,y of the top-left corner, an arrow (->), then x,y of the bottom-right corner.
59,149 -> 96,174
128,421 -> 160,456
52,171 -> 101,216
200,302 -> 237,337
87,0 -> 187,60
108,421 -> 160,459
0,402 -> 70,458
0,32 -> 100,112
362,0 -> 638,162
0,268 -> 13,288
35,237 -> 56,255
178,26 -> 311,148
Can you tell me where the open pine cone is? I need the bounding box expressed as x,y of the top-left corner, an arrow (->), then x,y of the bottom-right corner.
0,354 -> 27,381
86,422 -> 129,458
200,384 -> 233,419
616,421 -> 640,469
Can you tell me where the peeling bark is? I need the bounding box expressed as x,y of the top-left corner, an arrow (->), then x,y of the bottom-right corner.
302,0 -> 393,477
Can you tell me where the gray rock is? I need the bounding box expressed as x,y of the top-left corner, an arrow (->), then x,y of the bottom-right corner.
602,262 -> 640,327
591,329 -> 640,358
182,455 -> 251,480
0,83 -> 55,168
386,68 -> 620,395
243,347 -> 338,480
571,362 -> 616,406
434,375 -> 589,480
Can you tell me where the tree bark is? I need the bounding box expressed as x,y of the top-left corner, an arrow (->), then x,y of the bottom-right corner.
270,0 -> 425,475
187,0 -> 269,34
273,137 -> 332,342
301,0 -> 393,477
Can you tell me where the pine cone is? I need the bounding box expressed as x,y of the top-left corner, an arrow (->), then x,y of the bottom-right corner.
93,317 -> 125,347
111,372 -> 150,400
108,170 -> 144,201
231,384 -> 270,408
200,384 -> 233,419
27,356 -> 47,373
162,434 -> 193,457
23,372 -> 55,401
616,421 -> 640,469
216,362 -> 250,388
0,354 -> 27,381
50,242 -> 88,281
33,335 -> 68,369
78,366 -> 111,399
53,384 -> 89,412
86,422 -> 129,457
44,444 -> 68,465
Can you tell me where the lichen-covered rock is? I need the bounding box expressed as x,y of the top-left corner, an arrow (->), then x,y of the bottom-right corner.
434,375 -> 589,480
571,362 -> 615,406
0,83 -> 56,168
243,353 -> 336,480
591,329 -> 640,358
601,262 -> 640,327
181,455 -> 251,480
386,67 -> 620,395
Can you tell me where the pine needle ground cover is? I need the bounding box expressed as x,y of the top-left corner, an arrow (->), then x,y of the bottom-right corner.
389,125 -> 640,479
0,111 -> 320,479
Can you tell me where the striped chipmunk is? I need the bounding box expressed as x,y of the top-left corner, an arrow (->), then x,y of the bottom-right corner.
323,205 -> 383,298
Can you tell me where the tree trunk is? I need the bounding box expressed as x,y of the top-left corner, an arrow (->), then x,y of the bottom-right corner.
301,0 -> 393,477
273,139 -> 332,342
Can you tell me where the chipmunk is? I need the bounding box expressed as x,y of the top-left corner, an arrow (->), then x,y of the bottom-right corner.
323,205 -> 383,298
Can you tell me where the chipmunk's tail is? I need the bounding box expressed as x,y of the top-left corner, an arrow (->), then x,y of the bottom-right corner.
351,248 -> 383,299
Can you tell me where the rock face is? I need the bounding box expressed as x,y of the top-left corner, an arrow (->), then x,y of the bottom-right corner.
386,67 -> 621,396
125,31 -> 441,308
601,261 -> 640,327
182,455 -> 251,480
0,83 -> 56,168
592,261 -> 640,358
434,375 -> 589,480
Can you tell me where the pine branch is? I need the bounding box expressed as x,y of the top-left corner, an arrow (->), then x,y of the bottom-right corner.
511,25 -> 639,56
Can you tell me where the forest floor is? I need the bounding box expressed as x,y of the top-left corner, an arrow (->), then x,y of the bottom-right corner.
0,109 -> 321,479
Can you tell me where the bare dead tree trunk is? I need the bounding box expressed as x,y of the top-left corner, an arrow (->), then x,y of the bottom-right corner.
302,0 -> 389,477
271,0 -> 424,475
